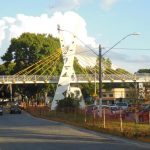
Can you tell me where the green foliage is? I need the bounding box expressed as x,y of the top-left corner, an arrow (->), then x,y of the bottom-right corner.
103,82 -> 134,90
116,68 -> 130,74
0,32 -> 133,101
73,58 -> 86,74
95,57 -> 112,70
103,57 -> 112,68
81,83 -> 95,96
56,96 -> 80,110
0,64 -> 6,75
1,33 -> 60,73
137,69 -> 150,73
0,62 -> 15,75
85,97 -> 94,105
0,32 -> 61,98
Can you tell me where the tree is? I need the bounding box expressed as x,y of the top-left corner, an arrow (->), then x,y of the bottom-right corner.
116,68 -> 130,74
0,63 -> 15,75
137,69 -> 150,73
0,33 -> 61,99
1,33 -> 60,73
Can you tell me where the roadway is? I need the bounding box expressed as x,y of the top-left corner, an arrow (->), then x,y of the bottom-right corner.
0,111 -> 150,150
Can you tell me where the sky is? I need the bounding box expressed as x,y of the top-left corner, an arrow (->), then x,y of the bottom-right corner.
0,0 -> 150,73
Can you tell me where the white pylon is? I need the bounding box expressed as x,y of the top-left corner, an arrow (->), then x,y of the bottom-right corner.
51,25 -> 79,110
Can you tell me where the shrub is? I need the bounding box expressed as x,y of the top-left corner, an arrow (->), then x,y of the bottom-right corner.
56,96 -> 80,111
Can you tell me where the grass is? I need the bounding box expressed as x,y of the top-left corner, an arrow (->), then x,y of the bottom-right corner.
25,106 -> 150,142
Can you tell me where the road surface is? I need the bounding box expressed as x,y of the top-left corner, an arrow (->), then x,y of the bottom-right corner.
0,111 -> 150,150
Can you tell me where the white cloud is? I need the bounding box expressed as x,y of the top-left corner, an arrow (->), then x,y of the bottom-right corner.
49,0 -> 90,11
103,50 -> 150,73
0,20 -> 6,47
0,10 -> 143,73
49,0 -> 119,12
0,11 -> 97,61
101,0 -> 119,10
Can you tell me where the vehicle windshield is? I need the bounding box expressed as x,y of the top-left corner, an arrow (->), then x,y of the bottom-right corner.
116,103 -> 127,106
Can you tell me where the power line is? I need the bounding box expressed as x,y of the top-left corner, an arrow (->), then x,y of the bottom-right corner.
58,27 -> 98,56
58,27 -> 150,54
103,47 -> 150,51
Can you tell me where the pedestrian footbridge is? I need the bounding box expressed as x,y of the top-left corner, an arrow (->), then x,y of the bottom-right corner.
0,73 -> 150,84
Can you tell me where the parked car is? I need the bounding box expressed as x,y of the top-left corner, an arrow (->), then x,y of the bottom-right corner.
109,105 -> 118,110
138,105 -> 150,122
0,106 -> 3,115
115,102 -> 128,110
10,106 -> 21,114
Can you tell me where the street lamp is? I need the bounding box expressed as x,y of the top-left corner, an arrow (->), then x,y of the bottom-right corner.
102,33 -> 140,56
98,32 -> 140,117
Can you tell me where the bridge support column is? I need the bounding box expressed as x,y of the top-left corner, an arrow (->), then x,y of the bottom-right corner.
51,26 -> 85,110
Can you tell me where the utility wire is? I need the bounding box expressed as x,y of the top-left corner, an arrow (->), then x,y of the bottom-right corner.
58,27 -> 98,56
104,47 -> 150,51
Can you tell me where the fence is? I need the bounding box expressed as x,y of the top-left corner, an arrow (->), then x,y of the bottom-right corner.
25,105 -> 150,138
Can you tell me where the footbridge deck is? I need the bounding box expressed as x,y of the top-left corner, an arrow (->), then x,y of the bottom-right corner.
0,74 -> 150,84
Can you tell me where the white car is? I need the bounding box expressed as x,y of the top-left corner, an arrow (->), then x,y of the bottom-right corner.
115,102 -> 128,110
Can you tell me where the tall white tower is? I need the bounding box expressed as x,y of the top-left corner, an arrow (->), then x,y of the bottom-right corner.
51,25 -> 85,110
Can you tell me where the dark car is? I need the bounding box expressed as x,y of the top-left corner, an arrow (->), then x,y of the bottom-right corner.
138,105 -> 150,122
0,106 -> 3,115
10,106 -> 21,114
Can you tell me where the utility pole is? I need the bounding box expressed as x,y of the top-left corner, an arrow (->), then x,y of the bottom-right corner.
94,68 -> 97,96
10,84 -> 12,102
99,44 -> 102,117
97,33 -> 140,116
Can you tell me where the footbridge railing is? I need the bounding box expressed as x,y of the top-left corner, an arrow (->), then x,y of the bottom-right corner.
1,73 -> 150,84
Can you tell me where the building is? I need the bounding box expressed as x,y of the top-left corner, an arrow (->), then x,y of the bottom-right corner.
101,88 -> 136,104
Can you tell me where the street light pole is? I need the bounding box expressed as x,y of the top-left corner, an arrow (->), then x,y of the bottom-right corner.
98,32 -> 140,117
99,44 -> 102,117
102,33 -> 140,56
